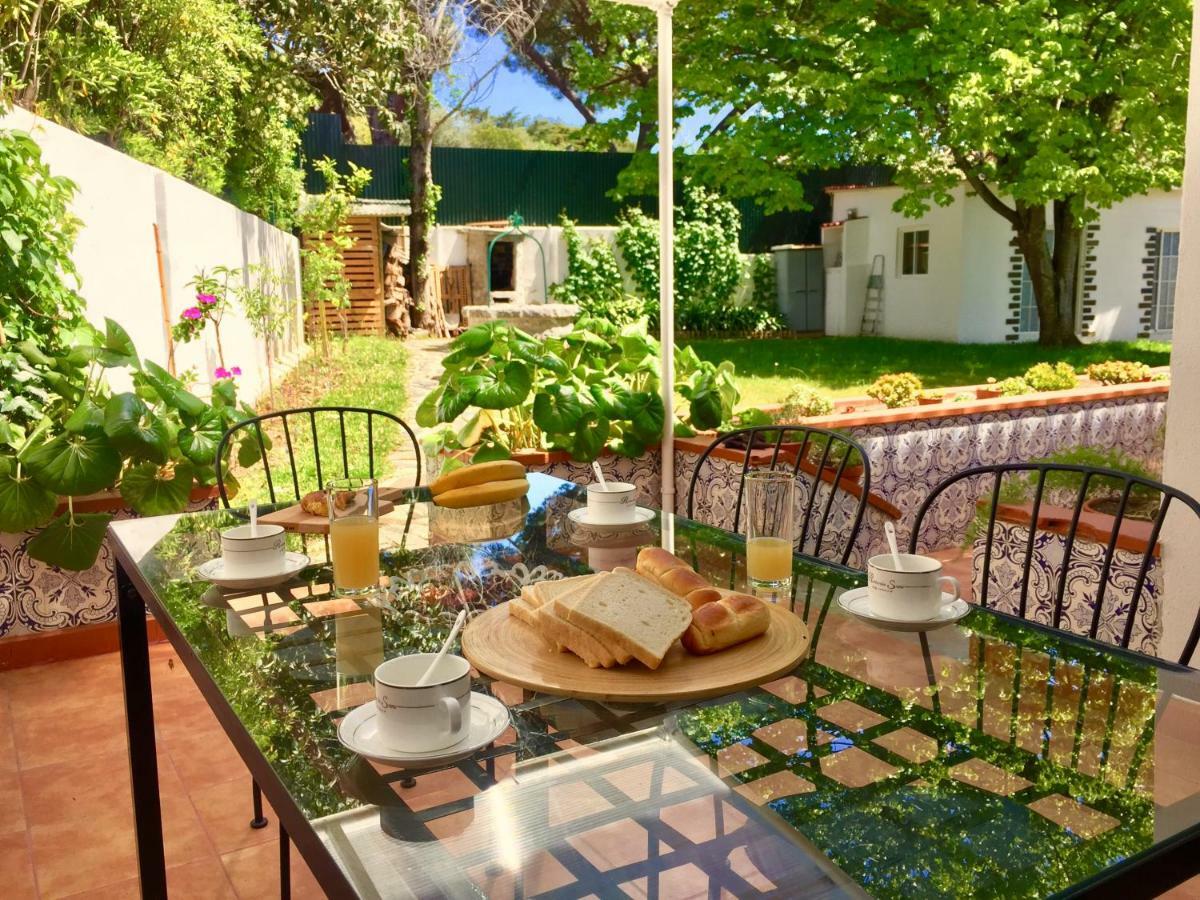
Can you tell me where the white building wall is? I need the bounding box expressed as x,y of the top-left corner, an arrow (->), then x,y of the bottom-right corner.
3,108 -> 303,405
1092,191 -> 1180,341
958,195 -> 1019,343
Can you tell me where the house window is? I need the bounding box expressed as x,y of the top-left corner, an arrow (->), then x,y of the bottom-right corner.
1018,231 -> 1054,337
899,229 -> 929,275
1154,230 -> 1179,333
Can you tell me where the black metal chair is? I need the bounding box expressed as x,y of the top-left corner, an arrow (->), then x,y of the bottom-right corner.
909,462 -> 1200,665
213,405 -> 421,841
215,405 -> 422,508
685,425 -> 872,566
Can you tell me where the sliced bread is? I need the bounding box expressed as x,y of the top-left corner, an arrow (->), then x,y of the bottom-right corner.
556,571 -> 692,670
526,574 -> 596,609
509,595 -> 540,627
533,601 -> 617,668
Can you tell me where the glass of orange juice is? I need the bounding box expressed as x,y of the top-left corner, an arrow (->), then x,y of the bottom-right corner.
744,470 -> 796,594
327,477 -> 380,596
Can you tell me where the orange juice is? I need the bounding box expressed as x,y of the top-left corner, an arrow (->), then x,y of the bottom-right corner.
330,515 -> 380,592
747,536 -> 793,583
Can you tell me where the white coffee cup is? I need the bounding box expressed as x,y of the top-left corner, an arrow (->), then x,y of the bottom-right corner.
866,553 -> 961,621
586,481 -> 637,524
220,524 -> 285,576
374,653 -> 471,752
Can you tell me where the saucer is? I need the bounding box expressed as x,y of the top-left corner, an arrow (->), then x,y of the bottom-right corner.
197,552 -> 310,590
337,691 -> 510,769
568,506 -> 655,531
837,587 -> 971,632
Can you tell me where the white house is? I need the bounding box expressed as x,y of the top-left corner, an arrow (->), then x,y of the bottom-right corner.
821,183 -> 1180,343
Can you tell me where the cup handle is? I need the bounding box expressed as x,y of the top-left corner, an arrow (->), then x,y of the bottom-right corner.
937,575 -> 961,605
438,696 -> 463,734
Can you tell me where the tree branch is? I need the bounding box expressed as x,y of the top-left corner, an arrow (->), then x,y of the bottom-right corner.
952,149 -> 1018,225
512,36 -> 599,125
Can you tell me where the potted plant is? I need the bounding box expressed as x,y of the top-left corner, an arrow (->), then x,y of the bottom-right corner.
1023,361 -> 1078,392
778,387 -> 835,421
417,317 -> 740,471
975,377 -> 1003,399
866,372 -> 923,408
917,391 -> 945,406
1085,360 -> 1153,385
805,435 -> 865,482
0,319 -> 256,570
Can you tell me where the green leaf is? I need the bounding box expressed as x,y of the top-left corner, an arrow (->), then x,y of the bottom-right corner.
26,512 -> 112,571
64,398 -> 105,433
103,393 -> 169,464
119,461 -> 194,516
97,318 -> 139,368
688,389 -> 724,432
473,361 -> 532,410
471,433 -> 512,463
533,384 -> 587,433
568,412 -> 610,462
589,383 -> 634,419
611,432 -> 647,459
627,391 -> 666,442
454,325 -> 494,357
0,470 -> 58,532
415,387 -> 442,428
25,430 -> 122,495
435,377 -> 482,423
178,411 -> 225,467
237,434 -> 265,468
141,361 -> 206,419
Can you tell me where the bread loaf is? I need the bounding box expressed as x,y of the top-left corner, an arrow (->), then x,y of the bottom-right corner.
684,586 -> 724,611
430,460 -> 526,496
659,566 -> 709,598
434,477 -> 529,509
682,592 -> 770,655
636,547 -> 693,582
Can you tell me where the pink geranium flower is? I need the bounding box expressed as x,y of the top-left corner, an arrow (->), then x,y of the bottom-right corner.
182,307 -> 203,320
214,367 -> 230,379
231,366 -> 242,376
197,293 -> 218,305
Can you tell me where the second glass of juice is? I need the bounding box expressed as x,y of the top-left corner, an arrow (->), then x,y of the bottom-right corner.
327,477 -> 380,595
744,470 -> 796,594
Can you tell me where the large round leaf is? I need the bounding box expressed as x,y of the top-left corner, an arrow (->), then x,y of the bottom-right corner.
178,410 -> 225,467
25,430 -> 122,496
688,388 -> 724,432
104,393 -> 169,464
435,374 -> 484,422
64,398 -> 104,434
26,511 -> 112,571
533,384 -> 587,434
589,383 -> 634,419
0,470 -> 58,532
567,412 -> 610,462
626,391 -> 666,442
415,387 -> 442,428
473,361 -> 532,410
120,461 -> 195,516
140,361 -> 206,419
454,325 -> 494,357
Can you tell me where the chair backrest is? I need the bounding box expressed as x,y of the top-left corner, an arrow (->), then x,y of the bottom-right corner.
685,425 -> 872,566
214,405 -> 422,508
909,462 -> 1200,665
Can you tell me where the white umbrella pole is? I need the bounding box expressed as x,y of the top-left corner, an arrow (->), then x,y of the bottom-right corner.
657,1 -> 675,517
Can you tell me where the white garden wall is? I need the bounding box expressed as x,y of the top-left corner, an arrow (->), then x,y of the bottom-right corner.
2,108 -> 304,404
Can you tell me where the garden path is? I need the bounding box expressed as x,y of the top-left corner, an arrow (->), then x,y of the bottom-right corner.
391,335 -> 451,487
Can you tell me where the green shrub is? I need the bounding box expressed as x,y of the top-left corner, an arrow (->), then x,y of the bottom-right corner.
1023,361 -> 1078,392
551,217 -> 652,326
866,372 -> 923,408
779,387 -> 835,420
995,376 -> 1032,397
1086,360 -> 1152,385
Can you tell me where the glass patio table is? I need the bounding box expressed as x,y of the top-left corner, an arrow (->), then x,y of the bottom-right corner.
109,472 -> 1200,899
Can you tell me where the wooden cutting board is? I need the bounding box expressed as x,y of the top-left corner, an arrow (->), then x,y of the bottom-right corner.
258,498 -> 396,534
462,601 -> 810,704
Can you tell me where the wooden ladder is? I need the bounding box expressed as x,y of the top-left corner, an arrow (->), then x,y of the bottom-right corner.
860,254 -> 886,336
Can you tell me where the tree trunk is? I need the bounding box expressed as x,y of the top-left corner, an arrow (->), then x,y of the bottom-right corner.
1012,200 -> 1083,347
409,84 -> 449,338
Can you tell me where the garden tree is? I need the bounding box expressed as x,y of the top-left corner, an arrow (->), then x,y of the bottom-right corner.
297,158 -> 372,357
679,0 -> 1190,346
239,264 -> 295,406
1,0 -> 311,223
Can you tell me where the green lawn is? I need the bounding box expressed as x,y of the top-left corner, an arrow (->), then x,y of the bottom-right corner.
685,336 -> 1172,408
235,336 -> 410,503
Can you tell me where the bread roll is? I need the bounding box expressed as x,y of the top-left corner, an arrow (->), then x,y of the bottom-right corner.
684,586 -> 724,611
659,566 -> 709,598
636,547 -> 693,582
430,460 -> 526,496
434,477 -> 529,509
682,592 -> 770,655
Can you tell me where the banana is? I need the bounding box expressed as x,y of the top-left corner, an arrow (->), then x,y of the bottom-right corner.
433,477 -> 530,509
430,459 -> 527,496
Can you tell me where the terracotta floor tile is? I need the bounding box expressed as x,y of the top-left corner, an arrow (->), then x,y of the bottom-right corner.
0,829 -> 38,900
566,818 -> 653,872
0,688 -> 18,772
948,758 -> 1033,797
547,781 -> 610,827
22,752 -> 211,899
735,771 -> 815,806
220,840 -> 326,900
726,844 -> 778,893
395,767 -> 481,812
715,743 -> 768,777
467,849 -> 576,897
189,775 -> 278,855
819,747 -> 899,789
12,699 -> 131,770
659,796 -> 747,845
816,700 -> 888,733
602,761 -> 695,803
753,718 -> 808,756
760,676 -> 810,705
69,856 -> 239,899
621,862 -> 732,899
872,727 -> 939,764
1027,794 -> 1120,839
4,656 -> 123,720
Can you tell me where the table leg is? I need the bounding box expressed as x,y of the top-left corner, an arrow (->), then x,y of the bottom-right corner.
116,560 -> 168,898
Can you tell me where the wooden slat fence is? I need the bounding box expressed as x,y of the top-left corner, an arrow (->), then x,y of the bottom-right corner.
302,216 -> 385,336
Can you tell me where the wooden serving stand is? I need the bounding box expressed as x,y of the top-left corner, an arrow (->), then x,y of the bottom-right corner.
258,498 -> 396,534
462,602 -> 810,704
